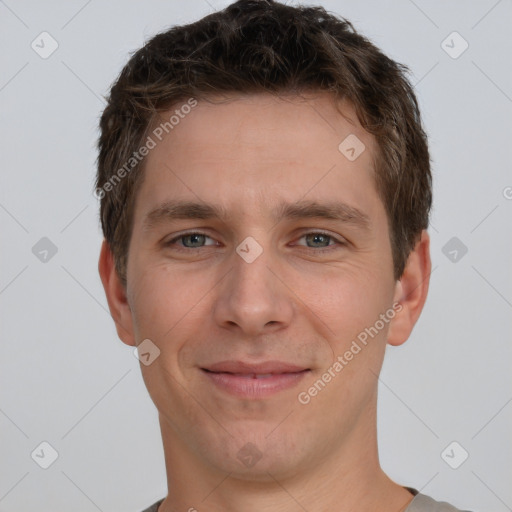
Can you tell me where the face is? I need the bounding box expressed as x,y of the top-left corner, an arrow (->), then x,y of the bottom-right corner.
101,92 -> 426,480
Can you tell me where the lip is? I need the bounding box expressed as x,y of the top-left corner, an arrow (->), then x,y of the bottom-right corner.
201,360 -> 310,399
204,360 -> 308,374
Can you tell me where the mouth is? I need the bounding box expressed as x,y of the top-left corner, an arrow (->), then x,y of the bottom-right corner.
201,361 -> 311,399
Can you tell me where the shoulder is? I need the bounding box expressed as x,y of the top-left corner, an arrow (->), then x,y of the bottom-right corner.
140,498 -> 165,512
140,493 -> 476,512
406,489 -> 474,512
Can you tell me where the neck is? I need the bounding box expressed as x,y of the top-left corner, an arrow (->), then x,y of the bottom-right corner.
156,402 -> 414,512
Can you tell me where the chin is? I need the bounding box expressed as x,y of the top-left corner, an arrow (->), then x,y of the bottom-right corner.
198,424 -> 307,480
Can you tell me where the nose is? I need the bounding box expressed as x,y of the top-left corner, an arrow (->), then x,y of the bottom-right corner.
212,241 -> 294,337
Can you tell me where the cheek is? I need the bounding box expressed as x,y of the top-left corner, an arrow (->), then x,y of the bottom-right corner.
128,262 -> 224,381
295,262 -> 393,339
297,269 -> 393,414
128,261 -> 201,341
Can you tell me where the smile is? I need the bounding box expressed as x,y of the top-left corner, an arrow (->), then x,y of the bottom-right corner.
201,366 -> 311,399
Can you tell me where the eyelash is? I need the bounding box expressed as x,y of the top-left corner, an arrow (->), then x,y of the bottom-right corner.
164,230 -> 346,253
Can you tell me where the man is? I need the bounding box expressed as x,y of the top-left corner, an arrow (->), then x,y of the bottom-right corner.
96,1 -> 474,511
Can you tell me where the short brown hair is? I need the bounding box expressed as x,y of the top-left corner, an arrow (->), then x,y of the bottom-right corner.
96,0 -> 432,285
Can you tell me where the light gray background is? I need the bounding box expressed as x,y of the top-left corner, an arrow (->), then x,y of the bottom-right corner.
1,1 -> 511,511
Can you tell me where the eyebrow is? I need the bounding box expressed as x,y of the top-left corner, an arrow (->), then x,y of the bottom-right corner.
143,199 -> 371,231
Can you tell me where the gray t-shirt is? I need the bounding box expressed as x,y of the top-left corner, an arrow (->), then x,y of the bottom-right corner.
140,488 -> 473,511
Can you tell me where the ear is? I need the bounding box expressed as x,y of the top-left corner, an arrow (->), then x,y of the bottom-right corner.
98,240 -> 136,346
387,230 -> 431,347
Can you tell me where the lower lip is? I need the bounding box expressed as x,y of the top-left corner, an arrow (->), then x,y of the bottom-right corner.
202,369 -> 310,399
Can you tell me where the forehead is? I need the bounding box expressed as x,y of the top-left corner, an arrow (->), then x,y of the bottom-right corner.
147,92 -> 377,164
135,92 -> 383,224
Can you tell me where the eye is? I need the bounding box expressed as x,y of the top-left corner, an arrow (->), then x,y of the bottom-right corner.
163,230 -> 346,252
165,232 -> 217,249
295,231 -> 346,251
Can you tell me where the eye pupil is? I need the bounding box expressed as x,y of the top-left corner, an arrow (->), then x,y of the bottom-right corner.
306,233 -> 330,248
183,234 -> 205,247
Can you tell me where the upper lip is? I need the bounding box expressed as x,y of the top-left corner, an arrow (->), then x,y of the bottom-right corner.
202,360 -> 309,374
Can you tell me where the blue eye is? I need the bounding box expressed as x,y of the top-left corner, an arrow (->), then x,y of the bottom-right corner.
164,231 -> 345,252
293,231 -> 346,252
301,232 -> 334,248
180,233 -> 207,248
166,232 -> 216,248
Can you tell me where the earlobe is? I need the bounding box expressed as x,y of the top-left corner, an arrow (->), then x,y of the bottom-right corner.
387,230 -> 431,347
98,240 -> 136,346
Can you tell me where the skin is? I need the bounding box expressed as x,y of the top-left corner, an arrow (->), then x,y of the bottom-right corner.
99,92 -> 431,512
